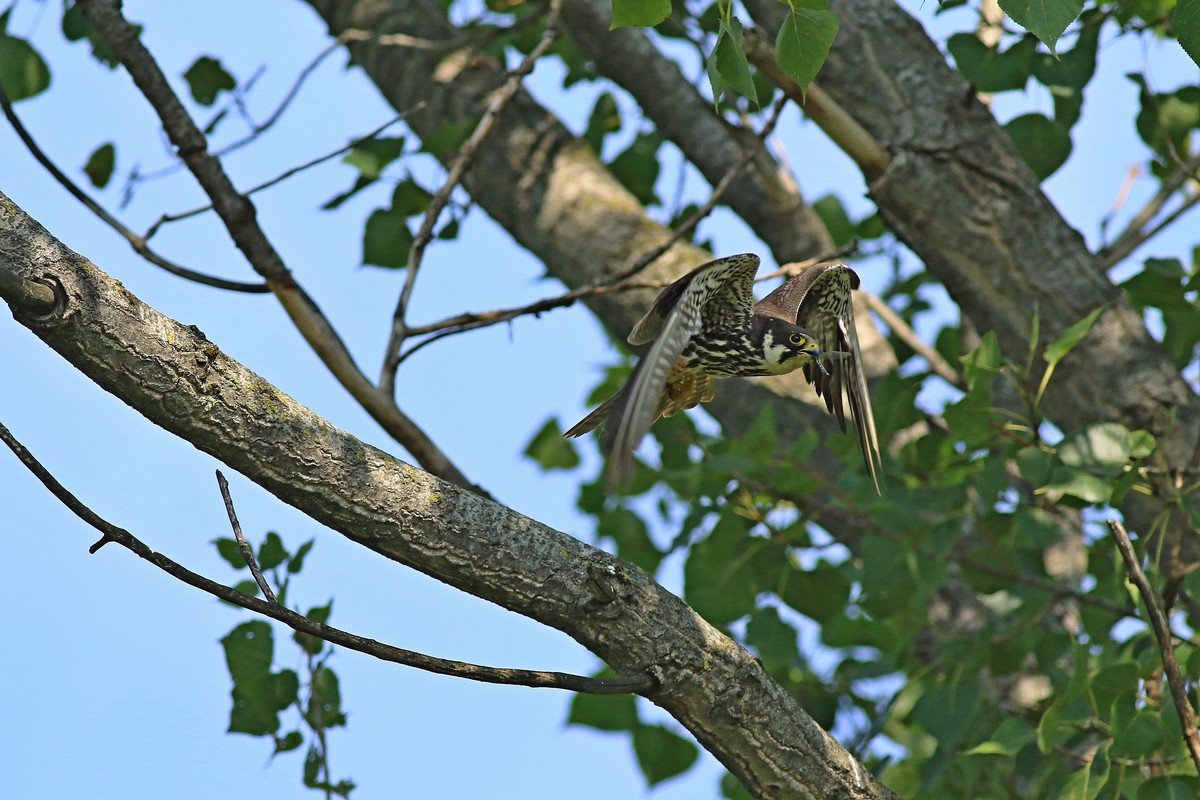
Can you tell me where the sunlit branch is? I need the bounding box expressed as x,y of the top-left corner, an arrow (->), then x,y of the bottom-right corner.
1098,151 -> 1200,269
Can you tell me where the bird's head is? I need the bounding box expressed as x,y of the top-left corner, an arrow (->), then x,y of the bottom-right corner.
754,317 -> 821,375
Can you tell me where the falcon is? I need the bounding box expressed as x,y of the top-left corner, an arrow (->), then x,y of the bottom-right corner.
565,253 -> 882,491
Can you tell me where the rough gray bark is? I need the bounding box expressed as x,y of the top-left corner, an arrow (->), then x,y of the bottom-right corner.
0,190 -> 896,800
303,0 -> 889,513
745,0 -> 1200,477
560,0 -> 834,264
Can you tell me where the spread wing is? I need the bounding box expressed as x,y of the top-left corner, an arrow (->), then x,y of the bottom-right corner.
605,253 -> 760,489
755,261 -> 882,492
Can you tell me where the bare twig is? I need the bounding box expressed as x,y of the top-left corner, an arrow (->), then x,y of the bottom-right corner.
79,0 -> 477,492
1098,172 -> 1200,269
0,419 -> 654,695
395,243 -> 857,366
861,291 -> 963,387
144,111 -> 419,239
1107,518 -> 1200,775
0,83 -> 269,293
215,469 -> 278,604
394,95 -> 796,366
380,0 -> 565,395
128,37 -> 345,188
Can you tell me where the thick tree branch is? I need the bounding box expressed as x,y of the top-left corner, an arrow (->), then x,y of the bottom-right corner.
560,0 -> 833,264
76,0 -> 478,493
0,191 -> 896,800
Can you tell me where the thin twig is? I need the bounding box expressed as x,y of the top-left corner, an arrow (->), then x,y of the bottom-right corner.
394,244 -> 856,366
215,469 -> 277,604
379,0 -> 565,396
128,37 -> 345,188
1107,518 -> 1200,775
0,419 -> 654,695
1098,151 -> 1200,269
862,291 -> 963,387
144,111 -> 420,239
394,96 -> 799,365
0,83 -> 269,293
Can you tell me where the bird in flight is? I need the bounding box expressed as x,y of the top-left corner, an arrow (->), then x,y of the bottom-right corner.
565,253 -> 881,492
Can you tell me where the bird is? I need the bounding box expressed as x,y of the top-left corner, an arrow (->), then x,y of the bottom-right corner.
565,253 -> 881,492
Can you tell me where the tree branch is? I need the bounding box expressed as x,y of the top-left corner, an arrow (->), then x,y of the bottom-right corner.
1107,518 -> 1200,774
0,83 -> 269,293
0,189 -> 897,800
560,0 -> 834,265
380,0 -> 564,395
215,469 -> 277,604
77,0 -> 479,493
0,420 -> 652,695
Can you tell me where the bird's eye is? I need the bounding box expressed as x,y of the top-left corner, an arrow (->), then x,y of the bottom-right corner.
789,333 -> 803,345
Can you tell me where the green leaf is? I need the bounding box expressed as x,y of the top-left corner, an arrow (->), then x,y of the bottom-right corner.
214,537 -> 249,570
362,207 -> 413,268
1175,0 -> 1200,69
947,33 -> 1036,93
774,8 -> 839,95
608,132 -> 662,206
745,607 -> 800,674
183,56 -> 236,106
631,724 -> 699,786
1054,741 -> 1109,800
1134,80 -> 1200,162
961,717 -> 1034,756
709,18 -> 758,105
610,0 -> 671,29
568,680 -> 638,731
1111,710 -> 1166,757
812,195 -> 855,247
1138,776 -> 1200,800
61,3 -> 124,68
231,578 -> 260,598
779,559 -> 850,623
584,91 -> 620,153
1037,468 -> 1112,504
288,538 -> 316,574
910,674 -> 981,746
83,142 -> 116,189
221,621 -> 298,736
1056,422 -> 1155,477
1005,113 -> 1071,180
0,14 -> 51,102
419,117 -> 478,158
999,0 -> 1083,54
1045,305 -> 1105,366
684,513 -> 784,626
294,601 -> 332,655
274,730 -> 304,754
343,136 -> 406,179
306,667 -> 346,729
959,330 -> 1002,389
524,418 -> 581,471
257,531 -> 289,570
1033,13 -> 1099,89
596,507 -> 663,574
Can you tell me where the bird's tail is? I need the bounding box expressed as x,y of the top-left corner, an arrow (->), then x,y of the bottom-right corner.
563,390 -> 624,438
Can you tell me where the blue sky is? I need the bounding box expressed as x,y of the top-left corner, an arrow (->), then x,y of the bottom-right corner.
1,1 -> 1196,798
